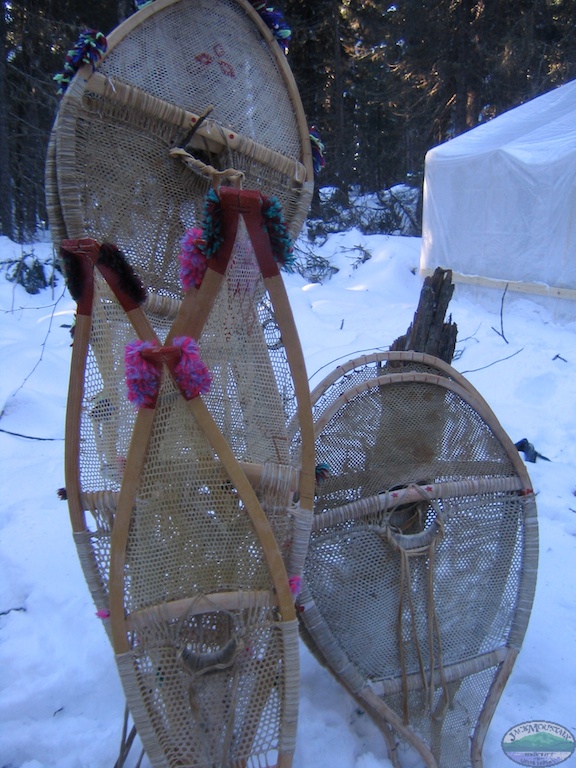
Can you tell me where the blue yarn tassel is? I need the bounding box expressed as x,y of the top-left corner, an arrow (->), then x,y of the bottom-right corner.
199,189 -> 224,259
250,1 -> 291,53
262,196 -> 294,272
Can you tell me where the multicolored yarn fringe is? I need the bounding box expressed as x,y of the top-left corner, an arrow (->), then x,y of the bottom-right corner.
261,196 -> 294,271
199,189 -> 225,259
172,336 -> 213,400
315,462 -> 330,484
249,1 -> 291,53
195,190 -> 293,270
310,126 -> 326,175
178,227 -> 208,290
125,340 -> 162,408
53,30 -> 107,95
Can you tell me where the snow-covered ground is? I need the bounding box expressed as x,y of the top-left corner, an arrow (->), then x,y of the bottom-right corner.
1,230 -> 575,767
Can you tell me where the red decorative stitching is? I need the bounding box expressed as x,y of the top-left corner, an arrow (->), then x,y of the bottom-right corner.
195,52 -> 213,66
218,60 -> 235,78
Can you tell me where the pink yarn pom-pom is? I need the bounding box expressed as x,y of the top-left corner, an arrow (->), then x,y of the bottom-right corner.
179,227 -> 208,291
125,339 -> 161,408
172,336 -> 212,400
288,575 -> 302,597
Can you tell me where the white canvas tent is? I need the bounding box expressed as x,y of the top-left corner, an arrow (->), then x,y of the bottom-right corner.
420,79 -> 576,322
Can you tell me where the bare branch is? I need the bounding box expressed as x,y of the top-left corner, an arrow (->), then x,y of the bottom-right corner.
460,347 -> 524,374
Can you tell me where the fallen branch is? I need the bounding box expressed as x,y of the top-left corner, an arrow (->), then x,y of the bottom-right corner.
491,284 -> 509,343
460,347 -> 524,374
0,427 -> 63,441
7,287 -> 67,401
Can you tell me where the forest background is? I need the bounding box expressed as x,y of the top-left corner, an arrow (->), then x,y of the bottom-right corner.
2,0 -> 576,245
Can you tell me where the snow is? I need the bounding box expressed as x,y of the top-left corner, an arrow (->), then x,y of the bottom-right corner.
1,231 -> 575,767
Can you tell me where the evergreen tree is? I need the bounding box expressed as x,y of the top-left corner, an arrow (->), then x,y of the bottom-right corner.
286,0 -> 357,193
3,0 -> 120,242
0,3 -> 12,239
2,0 -> 576,241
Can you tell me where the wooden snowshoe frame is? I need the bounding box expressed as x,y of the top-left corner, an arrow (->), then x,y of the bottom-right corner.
47,0 -> 314,298
46,3 -> 316,761
59,186 -> 315,767
297,354 -> 538,768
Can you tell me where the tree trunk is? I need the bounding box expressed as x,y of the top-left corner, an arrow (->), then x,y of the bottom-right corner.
0,2 -> 14,239
390,267 -> 458,364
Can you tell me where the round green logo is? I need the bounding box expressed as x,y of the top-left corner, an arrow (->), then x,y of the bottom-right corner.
502,721 -> 575,766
